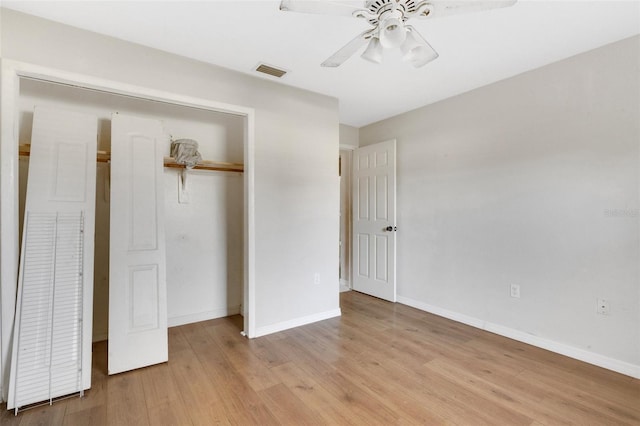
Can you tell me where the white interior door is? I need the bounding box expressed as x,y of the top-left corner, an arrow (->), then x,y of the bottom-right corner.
8,106 -> 97,409
108,113 -> 168,375
352,140 -> 397,302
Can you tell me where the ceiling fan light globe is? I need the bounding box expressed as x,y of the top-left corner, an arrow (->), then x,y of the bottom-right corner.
400,30 -> 421,60
379,17 -> 407,48
410,46 -> 439,68
361,37 -> 383,64
409,48 -> 430,68
401,29 -> 438,68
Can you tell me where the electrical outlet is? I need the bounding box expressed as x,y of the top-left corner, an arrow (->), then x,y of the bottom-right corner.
510,284 -> 520,298
597,298 -> 610,315
314,273 -> 321,285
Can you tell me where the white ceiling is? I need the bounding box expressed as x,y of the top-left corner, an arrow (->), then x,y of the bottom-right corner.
3,1 -> 640,127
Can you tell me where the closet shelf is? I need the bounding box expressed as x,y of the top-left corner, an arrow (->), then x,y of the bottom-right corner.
19,144 -> 244,173
163,157 -> 244,173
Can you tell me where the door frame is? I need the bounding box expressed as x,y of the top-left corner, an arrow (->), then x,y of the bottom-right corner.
339,144 -> 356,292
0,59 -> 256,402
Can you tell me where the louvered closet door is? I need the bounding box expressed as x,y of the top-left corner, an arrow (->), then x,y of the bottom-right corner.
108,113 -> 168,375
8,106 -> 97,410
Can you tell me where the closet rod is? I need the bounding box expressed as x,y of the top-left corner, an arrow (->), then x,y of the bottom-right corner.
18,144 -> 244,173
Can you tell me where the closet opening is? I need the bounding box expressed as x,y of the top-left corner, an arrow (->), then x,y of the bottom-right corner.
1,60 -> 255,399
18,77 -> 246,343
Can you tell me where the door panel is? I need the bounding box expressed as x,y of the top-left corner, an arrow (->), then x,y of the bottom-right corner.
376,175 -> 388,220
108,113 -> 167,375
51,142 -> 89,201
129,265 -> 159,331
358,177 -> 370,219
358,234 -> 370,278
375,235 -> 388,281
352,140 -> 396,302
129,136 -> 158,250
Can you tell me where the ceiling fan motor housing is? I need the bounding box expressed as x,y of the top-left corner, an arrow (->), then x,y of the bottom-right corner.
363,0 -> 429,26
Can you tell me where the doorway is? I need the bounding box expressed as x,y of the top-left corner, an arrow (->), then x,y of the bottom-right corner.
350,140 -> 397,302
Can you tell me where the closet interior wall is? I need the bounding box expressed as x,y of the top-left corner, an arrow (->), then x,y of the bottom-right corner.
18,78 -> 245,342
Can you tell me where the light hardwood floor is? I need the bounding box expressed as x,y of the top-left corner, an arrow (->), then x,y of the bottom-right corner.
2,291 -> 639,425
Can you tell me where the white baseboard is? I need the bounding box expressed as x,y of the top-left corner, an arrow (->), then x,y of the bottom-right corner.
168,305 -> 241,328
254,308 -> 342,338
91,305 -> 243,342
397,295 -> 640,379
339,279 -> 351,292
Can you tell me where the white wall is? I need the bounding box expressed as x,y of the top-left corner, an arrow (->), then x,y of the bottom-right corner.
339,124 -> 359,148
360,36 -> 640,376
17,78 -> 245,340
1,9 -> 339,343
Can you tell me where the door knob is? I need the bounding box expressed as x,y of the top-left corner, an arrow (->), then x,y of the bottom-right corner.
385,226 -> 397,232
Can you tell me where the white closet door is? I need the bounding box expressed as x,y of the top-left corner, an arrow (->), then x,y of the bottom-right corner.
108,113 -> 168,375
8,106 -> 97,410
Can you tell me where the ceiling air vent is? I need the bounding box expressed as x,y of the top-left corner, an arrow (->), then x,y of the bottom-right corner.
255,63 -> 288,78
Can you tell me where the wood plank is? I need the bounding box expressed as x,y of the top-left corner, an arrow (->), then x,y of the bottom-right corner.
167,325 -> 191,356
517,369 -> 640,425
139,363 -> 191,426
163,157 -> 244,173
273,334 -> 407,424
467,337 -> 640,410
204,320 -> 281,392
18,404 -> 66,426
167,343 -> 229,425
329,354 -> 450,424
105,371 -> 150,426
19,144 -> 244,172
270,361 -> 371,425
424,357 -> 571,425
63,405 -> 106,426
248,334 -> 292,368
257,383 -> 323,425
191,340 -> 280,425
0,404 -> 22,426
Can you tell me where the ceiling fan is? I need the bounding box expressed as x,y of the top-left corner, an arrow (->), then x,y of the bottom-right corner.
280,0 -> 517,68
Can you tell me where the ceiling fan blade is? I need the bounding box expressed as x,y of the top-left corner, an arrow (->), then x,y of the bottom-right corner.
420,0 -> 517,18
280,0 -> 367,18
321,30 -> 373,67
